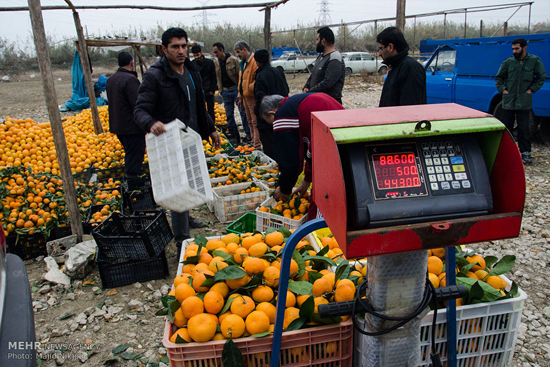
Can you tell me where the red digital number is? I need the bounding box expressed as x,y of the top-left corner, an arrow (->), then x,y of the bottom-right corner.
393,154 -> 400,164
380,156 -> 386,165
408,154 -> 415,164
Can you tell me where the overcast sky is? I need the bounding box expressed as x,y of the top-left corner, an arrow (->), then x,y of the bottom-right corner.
1,0 -> 548,46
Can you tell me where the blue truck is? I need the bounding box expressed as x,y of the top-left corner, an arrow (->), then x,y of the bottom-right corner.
423,33 -> 550,142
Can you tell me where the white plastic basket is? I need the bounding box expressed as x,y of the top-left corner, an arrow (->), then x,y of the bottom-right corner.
212,182 -> 270,223
353,276 -> 527,367
145,119 -> 213,213
255,197 -> 308,232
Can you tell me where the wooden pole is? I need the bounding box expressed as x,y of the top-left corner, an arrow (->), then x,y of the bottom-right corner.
396,0 -> 406,31
464,9 -> 467,38
68,1 -> 103,135
480,20 -> 483,37
27,0 -> 83,242
264,6 -> 272,60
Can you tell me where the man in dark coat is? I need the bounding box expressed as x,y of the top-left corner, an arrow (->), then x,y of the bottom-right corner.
134,28 -> 221,254
377,27 -> 426,107
106,51 -> 144,178
253,49 -> 289,159
191,45 -> 217,123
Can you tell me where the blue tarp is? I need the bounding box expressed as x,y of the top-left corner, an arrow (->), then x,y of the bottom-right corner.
61,51 -> 107,112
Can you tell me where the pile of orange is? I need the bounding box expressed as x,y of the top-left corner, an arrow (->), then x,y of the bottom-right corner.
167,230 -> 358,344
234,145 -> 255,154
258,192 -> 310,221
213,103 -> 227,125
203,130 -> 230,157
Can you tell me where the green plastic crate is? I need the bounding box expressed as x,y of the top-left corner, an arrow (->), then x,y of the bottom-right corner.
226,212 -> 256,235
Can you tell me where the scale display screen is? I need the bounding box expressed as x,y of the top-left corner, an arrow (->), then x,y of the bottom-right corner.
367,144 -> 428,200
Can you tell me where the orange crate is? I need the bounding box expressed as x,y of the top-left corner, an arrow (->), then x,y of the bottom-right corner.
163,318 -> 353,367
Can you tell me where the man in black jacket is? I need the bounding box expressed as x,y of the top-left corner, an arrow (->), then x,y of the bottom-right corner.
191,45 -> 217,122
134,28 -> 221,253
106,52 -> 144,178
253,49 -> 289,159
377,27 -> 426,107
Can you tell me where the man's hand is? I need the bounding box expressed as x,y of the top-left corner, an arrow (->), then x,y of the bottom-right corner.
150,121 -> 166,136
237,98 -> 244,109
526,88 -> 533,94
503,90 -> 509,94
273,187 -> 289,202
292,181 -> 310,198
303,87 -> 310,93
210,131 -> 222,149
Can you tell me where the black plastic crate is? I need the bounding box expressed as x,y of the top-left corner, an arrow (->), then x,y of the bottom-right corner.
94,166 -> 126,181
95,250 -> 169,289
84,204 -> 107,234
124,175 -> 151,191
73,166 -> 93,184
92,211 -> 172,261
6,233 -> 48,260
124,185 -> 157,212
50,225 -> 73,240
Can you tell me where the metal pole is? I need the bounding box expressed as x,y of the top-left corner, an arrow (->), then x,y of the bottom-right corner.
464,9 -> 467,38
480,20 -> 483,37
528,3 -> 532,34
270,218 -> 329,367
443,13 -> 447,39
445,246 -> 458,367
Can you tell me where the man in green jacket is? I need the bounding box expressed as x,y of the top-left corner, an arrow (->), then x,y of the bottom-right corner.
495,38 -> 546,164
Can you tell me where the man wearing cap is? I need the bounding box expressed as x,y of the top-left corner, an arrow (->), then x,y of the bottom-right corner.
253,49 -> 289,159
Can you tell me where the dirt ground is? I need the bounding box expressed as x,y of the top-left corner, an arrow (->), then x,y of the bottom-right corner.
1,67 -> 549,367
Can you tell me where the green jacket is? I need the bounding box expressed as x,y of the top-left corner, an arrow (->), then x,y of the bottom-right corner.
495,53 -> 547,110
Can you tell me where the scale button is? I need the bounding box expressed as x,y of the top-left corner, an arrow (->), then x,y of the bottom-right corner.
441,157 -> 449,165
423,150 -> 432,158
437,174 -> 445,182
432,150 -> 440,158
445,173 -> 453,181
443,165 -> 451,173
439,150 -> 447,157
431,182 -> 439,190
462,180 -> 471,188
435,166 -> 443,173
452,181 -> 461,189
430,142 -> 438,150
441,182 -> 451,190
427,167 -> 435,174
447,149 -> 455,157
455,173 -> 468,180
429,174 -> 437,182
450,156 -> 464,164
453,165 -> 466,172
446,141 -> 454,149
425,158 -> 433,165
421,143 -> 429,150
438,142 -> 446,150
454,142 -> 463,155
433,158 -> 441,165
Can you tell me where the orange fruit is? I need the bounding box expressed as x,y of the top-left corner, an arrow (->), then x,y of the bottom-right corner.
312,278 -> 332,297
248,242 -> 268,257
230,295 -> 255,318
466,254 -> 486,272
313,296 -> 329,313
193,270 -> 214,293
206,238 -> 226,251
322,273 -> 336,288
243,257 -> 267,275
296,294 -> 311,307
233,247 -> 248,264
474,269 -> 489,281
431,248 -> 446,259
175,283 -> 196,303
173,273 -> 193,288
204,291 -> 225,314
428,256 -> 444,276
210,282 -> 230,299
208,256 -> 229,273
263,266 -> 280,288
283,307 -> 300,330
265,231 -> 284,247
486,275 -> 505,290
255,302 -> 276,324
173,307 -> 188,328
170,328 -> 191,344
428,273 -> 440,288
181,296 -> 204,319
245,311 -> 271,335
220,314 -> 245,339
221,233 -> 240,246
198,252 -> 213,265
187,313 -> 217,342
251,285 -> 274,303
241,235 -> 261,250
226,274 -> 251,290
334,284 -> 355,302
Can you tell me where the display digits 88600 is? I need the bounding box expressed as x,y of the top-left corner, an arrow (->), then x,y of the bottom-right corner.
373,152 -> 421,189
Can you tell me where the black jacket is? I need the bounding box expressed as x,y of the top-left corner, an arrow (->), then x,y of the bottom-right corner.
254,64 -> 290,130
379,50 -> 427,107
134,57 -> 215,140
106,68 -> 143,135
192,56 -> 218,95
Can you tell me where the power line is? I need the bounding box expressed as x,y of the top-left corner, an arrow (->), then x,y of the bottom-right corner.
318,0 -> 331,25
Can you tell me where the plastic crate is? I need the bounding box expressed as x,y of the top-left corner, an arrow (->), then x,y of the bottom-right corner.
226,212 -> 256,235
163,318 -> 353,367
418,276 -> 527,367
5,233 -> 48,260
255,197 -> 308,232
212,182 -> 270,223
73,165 -> 93,184
92,211 -> 173,261
95,250 -> 169,289
146,119 -> 213,212
49,225 -> 73,241
93,165 -> 126,181
124,185 -> 157,212
83,204 -> 106,234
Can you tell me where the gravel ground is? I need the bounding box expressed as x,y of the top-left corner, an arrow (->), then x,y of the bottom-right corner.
4,72 -> 549,366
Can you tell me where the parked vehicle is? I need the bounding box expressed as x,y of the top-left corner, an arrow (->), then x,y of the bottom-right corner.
0,230 -> 36,367
423,33 -> 550,142
342,52 -> 387,77
271,52 -> 318,73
